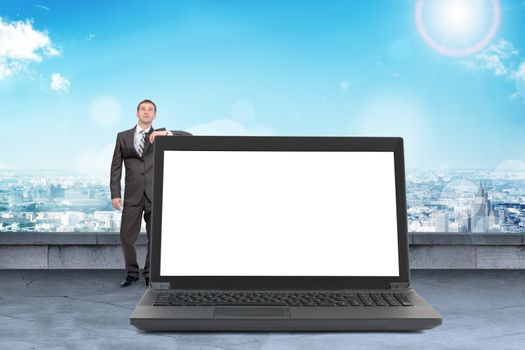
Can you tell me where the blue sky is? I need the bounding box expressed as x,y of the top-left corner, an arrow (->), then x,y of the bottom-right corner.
1,0 -> 525,172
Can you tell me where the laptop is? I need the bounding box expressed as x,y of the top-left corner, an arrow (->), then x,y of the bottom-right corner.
130,136 -> 442,331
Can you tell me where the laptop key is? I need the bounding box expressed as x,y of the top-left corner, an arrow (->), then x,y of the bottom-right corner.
153,291 -> 415,308
398,300 -> 412,306
383,296 -> 401,306
394,294 -> 413,306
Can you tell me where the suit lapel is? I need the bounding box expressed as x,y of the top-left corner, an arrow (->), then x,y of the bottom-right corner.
125,127 -> 141,158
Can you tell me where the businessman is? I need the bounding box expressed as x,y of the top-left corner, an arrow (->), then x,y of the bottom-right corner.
110,99 -> 191,287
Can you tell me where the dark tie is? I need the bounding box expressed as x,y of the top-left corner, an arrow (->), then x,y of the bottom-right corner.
137,130 -> 146,156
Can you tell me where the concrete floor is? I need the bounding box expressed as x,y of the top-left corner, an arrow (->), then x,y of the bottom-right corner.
1,270 -> 524,350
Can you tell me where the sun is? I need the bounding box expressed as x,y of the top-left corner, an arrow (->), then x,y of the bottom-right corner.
415,0 -> 501,57
436,1 -> 479,35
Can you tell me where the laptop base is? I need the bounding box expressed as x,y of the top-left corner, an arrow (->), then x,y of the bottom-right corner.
131,289 -> 442,332
132,317 -> 441,332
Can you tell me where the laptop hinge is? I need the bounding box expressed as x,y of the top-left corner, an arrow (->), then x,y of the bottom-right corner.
389,282 -> 410,289
150,282 -> 170,290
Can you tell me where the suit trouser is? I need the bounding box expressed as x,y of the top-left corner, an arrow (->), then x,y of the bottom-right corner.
120,195 -> 151,278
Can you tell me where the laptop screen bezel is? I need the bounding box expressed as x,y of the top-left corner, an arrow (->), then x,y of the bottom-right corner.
150,136 -> 410,289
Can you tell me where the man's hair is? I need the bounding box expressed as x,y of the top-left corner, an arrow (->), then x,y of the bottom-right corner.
137,99 -> 157,112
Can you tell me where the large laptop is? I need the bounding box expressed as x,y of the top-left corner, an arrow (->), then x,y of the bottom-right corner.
131,136 -> 442,331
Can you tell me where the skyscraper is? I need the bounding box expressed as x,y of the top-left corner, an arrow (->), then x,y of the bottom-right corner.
435,212 -> 449,233
471,182 -> 490,233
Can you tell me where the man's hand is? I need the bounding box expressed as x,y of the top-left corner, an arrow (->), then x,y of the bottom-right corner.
112,198 -> 122,210
149,130 -> 169,144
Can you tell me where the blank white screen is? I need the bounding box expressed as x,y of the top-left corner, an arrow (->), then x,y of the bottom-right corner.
160,151 -> 399,277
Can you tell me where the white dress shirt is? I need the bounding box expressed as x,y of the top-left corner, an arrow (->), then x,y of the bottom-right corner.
133,125 -> 151,154
133,125 -> 172,154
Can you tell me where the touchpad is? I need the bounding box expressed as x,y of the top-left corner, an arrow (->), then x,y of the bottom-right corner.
214,307 -> 290,318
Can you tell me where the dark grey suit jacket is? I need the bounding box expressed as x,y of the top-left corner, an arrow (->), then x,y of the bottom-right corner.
110,126 -> 191,206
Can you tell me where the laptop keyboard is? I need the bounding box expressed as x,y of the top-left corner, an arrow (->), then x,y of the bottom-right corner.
153,291 -> 413,307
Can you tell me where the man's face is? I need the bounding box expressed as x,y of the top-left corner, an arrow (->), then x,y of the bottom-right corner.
136,102 -> 156,125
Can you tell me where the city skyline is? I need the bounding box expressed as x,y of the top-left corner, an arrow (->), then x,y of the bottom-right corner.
2,168 -> 525,233
1,1 -> 525,173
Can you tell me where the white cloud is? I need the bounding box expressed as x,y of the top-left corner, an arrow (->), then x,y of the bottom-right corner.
90,96 -> 122,127
463,39 -> 525,104
45,46 -> 60,56
0,17 -> 60,80
389,71 -> 401,78
509,91 -> 520,102
35,5 -> 50,11
495,159 -> 525,172
0,17 -> 59,60
50,72 -> 70,93
0,63 -> 14,80
465,39 -> 518,77
516,62 -> 525,79
187,119 -> 274,136
515,62 -> 525,102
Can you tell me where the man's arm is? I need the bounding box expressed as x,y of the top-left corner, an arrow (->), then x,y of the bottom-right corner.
148,128 -> 192,143
110,133 -> 123,209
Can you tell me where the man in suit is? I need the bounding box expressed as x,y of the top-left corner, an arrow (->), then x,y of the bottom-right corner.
110,99 -> 191,287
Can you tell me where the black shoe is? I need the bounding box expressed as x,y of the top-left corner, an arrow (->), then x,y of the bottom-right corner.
120,275 -> 139,287
145,277 -> 150,287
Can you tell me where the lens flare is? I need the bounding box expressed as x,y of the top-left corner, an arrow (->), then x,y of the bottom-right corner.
415,0 -> 500,57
